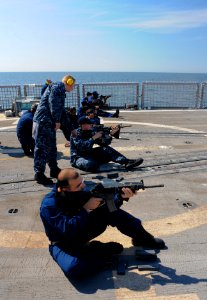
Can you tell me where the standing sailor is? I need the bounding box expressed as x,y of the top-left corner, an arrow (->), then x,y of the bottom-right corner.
33,75 -> 75,185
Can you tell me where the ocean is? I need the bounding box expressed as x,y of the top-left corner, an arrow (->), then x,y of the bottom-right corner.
0,72 -> 207,85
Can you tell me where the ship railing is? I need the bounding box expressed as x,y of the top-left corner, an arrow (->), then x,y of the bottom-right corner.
82,82 -> 139,109
0,81 -> 207,111
200,82 -> 207,109
141,81 -> 200,110
0,85 -> 21,111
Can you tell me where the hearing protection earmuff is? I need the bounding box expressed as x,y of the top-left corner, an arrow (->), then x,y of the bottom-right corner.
66,78 -> 74,86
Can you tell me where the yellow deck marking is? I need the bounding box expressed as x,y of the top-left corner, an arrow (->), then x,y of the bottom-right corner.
0,204 -> 207,249
0,157 -> 16,161
114,271 -> 199,299
115,288 -> 199,300
0,230 -> 46,248
144,203 -> 207,237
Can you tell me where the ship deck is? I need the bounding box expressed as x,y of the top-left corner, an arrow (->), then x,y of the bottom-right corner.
0,109 -> 207,300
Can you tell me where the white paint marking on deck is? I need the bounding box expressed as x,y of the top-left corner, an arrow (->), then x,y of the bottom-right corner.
0,126 -> 16,131
104,120 -> 207,136
110,145 -> 172,152
0,116 -> 207,137
58,144 -> 173,153
0,117 -> 18,121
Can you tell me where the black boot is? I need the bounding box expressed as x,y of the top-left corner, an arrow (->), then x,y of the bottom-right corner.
34,172 -> 53,185
22,145 -> 32,156
50,167 -> 61,178
125,158 -> 144,170
112,108 -> 119,118
87,241 -> 124,257
132,225 -> 166,249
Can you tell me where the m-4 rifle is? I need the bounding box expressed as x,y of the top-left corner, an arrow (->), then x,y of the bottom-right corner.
91,178 -> 164,212
93,123 -> 131,139
57,178 -> 164,214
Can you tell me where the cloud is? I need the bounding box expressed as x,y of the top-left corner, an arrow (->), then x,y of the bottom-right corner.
101,9 -> 207,32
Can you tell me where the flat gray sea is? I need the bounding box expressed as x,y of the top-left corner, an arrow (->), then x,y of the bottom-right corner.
0,71 -> 207,85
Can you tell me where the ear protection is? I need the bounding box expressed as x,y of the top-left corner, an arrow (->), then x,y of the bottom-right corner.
46,79 -> 51,85
66,78 -> 74,86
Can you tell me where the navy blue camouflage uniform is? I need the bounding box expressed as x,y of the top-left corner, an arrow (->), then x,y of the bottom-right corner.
88,95 -> 114,118
70,128 -> 128,172
41,83 -> 50,96
40,184 -> 141,279
33,82 -> 71,174
17,110 -> 35,156
88,116 -> 101,125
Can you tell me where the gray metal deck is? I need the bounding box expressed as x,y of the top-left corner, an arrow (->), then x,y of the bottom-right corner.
0,110 -> 207,300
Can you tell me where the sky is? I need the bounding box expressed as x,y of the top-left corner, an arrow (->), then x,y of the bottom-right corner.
0,0 -> 207,73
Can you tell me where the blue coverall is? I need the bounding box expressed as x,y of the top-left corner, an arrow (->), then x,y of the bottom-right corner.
40,184 -> 141,279
87,96 -> 114,118
41,83 -> 50,96
70,128 -> 128,172
33,82 -> 70,174
77,106 -> 88,119
88,116 -> 101,125
80,95 -> 114,118
16,110 -> 35,155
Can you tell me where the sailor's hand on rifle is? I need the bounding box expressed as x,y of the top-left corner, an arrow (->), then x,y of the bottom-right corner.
110,125 -> 119,136
55,122 -> 61,131
83,197 -> 103,212
71,129 -> 77,138
92,131 -> 103,140
121,187 -> 137,199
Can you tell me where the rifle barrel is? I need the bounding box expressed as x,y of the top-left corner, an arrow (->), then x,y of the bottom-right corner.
120,183 -> 164,190
144,184 -> 164,188
119,125 -> 132,128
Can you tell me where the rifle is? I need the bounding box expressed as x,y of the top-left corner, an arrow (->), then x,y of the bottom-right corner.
93,123 -> 132,139
56,179 -> 164,214
99,95 -> 112,104
90,178 -> 164,212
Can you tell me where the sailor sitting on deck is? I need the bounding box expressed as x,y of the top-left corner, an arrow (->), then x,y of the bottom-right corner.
40,167 -> 166,279
88,91 -> 120,118
70,116 -> 144,172
85,108 -> 101,125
